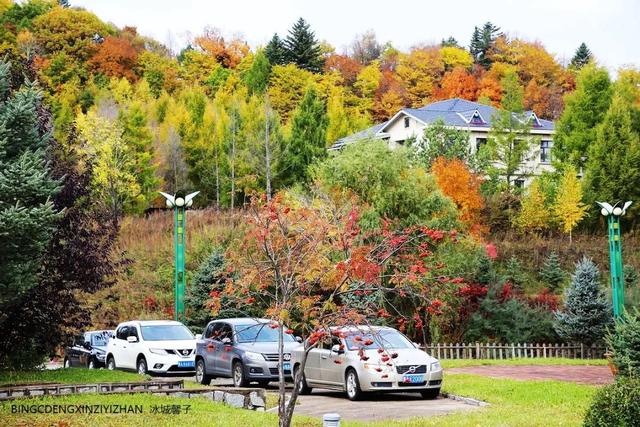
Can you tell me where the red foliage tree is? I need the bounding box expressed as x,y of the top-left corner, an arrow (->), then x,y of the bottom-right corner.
324,54 -> 363,86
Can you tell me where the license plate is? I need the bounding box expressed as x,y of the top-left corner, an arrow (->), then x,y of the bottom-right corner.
283,362 -> 291,371
402,374 -> 424,383
178,361 -> 195,368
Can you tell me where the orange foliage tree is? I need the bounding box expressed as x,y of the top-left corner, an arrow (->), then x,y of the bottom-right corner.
431,157 -> 484,235
194,27 -> 249,68
437,66 -> 478,101
219,193 -> 460,426
87,36 -> 139,81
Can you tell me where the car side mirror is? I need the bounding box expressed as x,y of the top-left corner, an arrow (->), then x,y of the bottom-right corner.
222,337 -> 232,345
331,344 -> 344,354
127,336 -> 138,343
83,342 -> 91,349
195,334 -> 202,340
295,336 -> 303,343
413,342 -> 421,348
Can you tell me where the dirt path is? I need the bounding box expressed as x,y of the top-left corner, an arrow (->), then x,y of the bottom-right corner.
447,365 -> 613,385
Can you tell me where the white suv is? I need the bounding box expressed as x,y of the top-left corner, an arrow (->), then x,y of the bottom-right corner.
106,320 -> 196,375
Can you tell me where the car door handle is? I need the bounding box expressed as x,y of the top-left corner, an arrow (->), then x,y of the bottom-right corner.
321,355 -> 328,359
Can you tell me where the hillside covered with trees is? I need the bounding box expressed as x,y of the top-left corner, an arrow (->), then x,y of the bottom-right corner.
1,0 -> 639,368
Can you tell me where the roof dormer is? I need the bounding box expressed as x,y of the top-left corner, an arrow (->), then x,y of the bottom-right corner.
458,109 -> 486,125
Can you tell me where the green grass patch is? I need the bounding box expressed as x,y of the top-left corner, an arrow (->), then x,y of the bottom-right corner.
441,357 -> 608,369
343,373 -> 599,427
1,393 -> 318,426
0,369 -> 148,387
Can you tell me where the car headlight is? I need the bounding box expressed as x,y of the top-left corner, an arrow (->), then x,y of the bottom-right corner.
430,361 -> 441,371
244,351 -> 264,361
363,363 -> 391,372
149,348 -> 168,355
96,353 -> 106,360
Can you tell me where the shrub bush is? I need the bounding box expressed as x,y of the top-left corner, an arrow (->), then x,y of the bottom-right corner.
583,377 -> 640,427
606,310 -> 640,378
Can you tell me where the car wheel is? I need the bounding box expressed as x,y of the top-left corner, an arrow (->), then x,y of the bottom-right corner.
345,369 -> 362,401
88,358 -> 96,369
294,365 -> 312,395
421,388 -> 440,399
195,359 -> 212,385
106,356 -> 116,370
232,361 -> 249,387
137,357 -> 148,375
63,358 -> 71,369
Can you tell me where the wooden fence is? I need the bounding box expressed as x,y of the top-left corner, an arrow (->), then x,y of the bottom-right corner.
423,342 -> 606,359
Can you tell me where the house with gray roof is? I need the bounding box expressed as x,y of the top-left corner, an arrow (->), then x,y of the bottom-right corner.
331,98 -> 555,187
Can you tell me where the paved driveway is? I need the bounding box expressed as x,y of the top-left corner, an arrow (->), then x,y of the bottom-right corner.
289,389 -> 478,421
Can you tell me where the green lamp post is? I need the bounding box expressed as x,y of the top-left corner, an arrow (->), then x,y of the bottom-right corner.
160,190 -> 199,322
597,201 -> 633,319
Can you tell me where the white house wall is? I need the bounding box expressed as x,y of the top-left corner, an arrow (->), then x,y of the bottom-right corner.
382,113 -> 555,185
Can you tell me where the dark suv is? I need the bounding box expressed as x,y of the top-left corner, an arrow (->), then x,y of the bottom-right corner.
63,330 -> 113,369
195,318 -> 302,387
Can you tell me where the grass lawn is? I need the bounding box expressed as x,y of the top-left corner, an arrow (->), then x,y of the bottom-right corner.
1,359 -> 605,426
343,373 -> 599,427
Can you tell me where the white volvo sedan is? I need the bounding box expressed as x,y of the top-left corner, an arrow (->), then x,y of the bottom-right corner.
106,320 -> 196,375
291,326 -> 443,400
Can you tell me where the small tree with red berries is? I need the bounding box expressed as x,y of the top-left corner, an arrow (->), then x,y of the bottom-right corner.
217,190 -> 462,427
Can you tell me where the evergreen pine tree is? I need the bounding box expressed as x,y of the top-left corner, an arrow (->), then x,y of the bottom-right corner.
554,257 -> 612,345
264,33 -> 287,66
469,26 -> 482,62
476,22 -> 501,67
504,256 -> 526,290
243,49 -> 271,95
540,251 -> 566,291
570,42 -> 592,69
185,251 -> 243,331
0,60 -> 62,367
441,36 -> 459,48
277,86 -> 327,186
283,18 -> 324,73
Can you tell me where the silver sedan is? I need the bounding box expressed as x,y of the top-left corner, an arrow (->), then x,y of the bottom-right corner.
291,326 -> 443,400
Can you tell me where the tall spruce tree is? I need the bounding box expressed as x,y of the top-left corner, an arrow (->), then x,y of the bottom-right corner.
0,60 -> 61,367
570,42 -> 592,69
554,257 -> 611,345
540,251 -> 566,291
553,64 -> 612,167
277,86 -> 327,186
283,18 -> 324,73
469,26 -> 482,62
264,33 -> 287,66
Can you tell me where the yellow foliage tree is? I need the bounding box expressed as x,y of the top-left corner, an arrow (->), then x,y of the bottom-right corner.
516,179 -> 551,233
267,64 -> 315,122
553,167 -> 587,243
396,48 -> 444,107
440,46 -> 473,70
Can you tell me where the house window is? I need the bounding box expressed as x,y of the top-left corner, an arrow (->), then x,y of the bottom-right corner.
514,179 -> 525,188
475,138 -> 487,152
404,117 -> 410,128
540,141 -> 552,163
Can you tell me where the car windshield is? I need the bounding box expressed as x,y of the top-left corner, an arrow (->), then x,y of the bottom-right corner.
141,325 -> 194,341
344,329 -> 414,350
91,332 -> 110,346
235,324 -> 296,343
